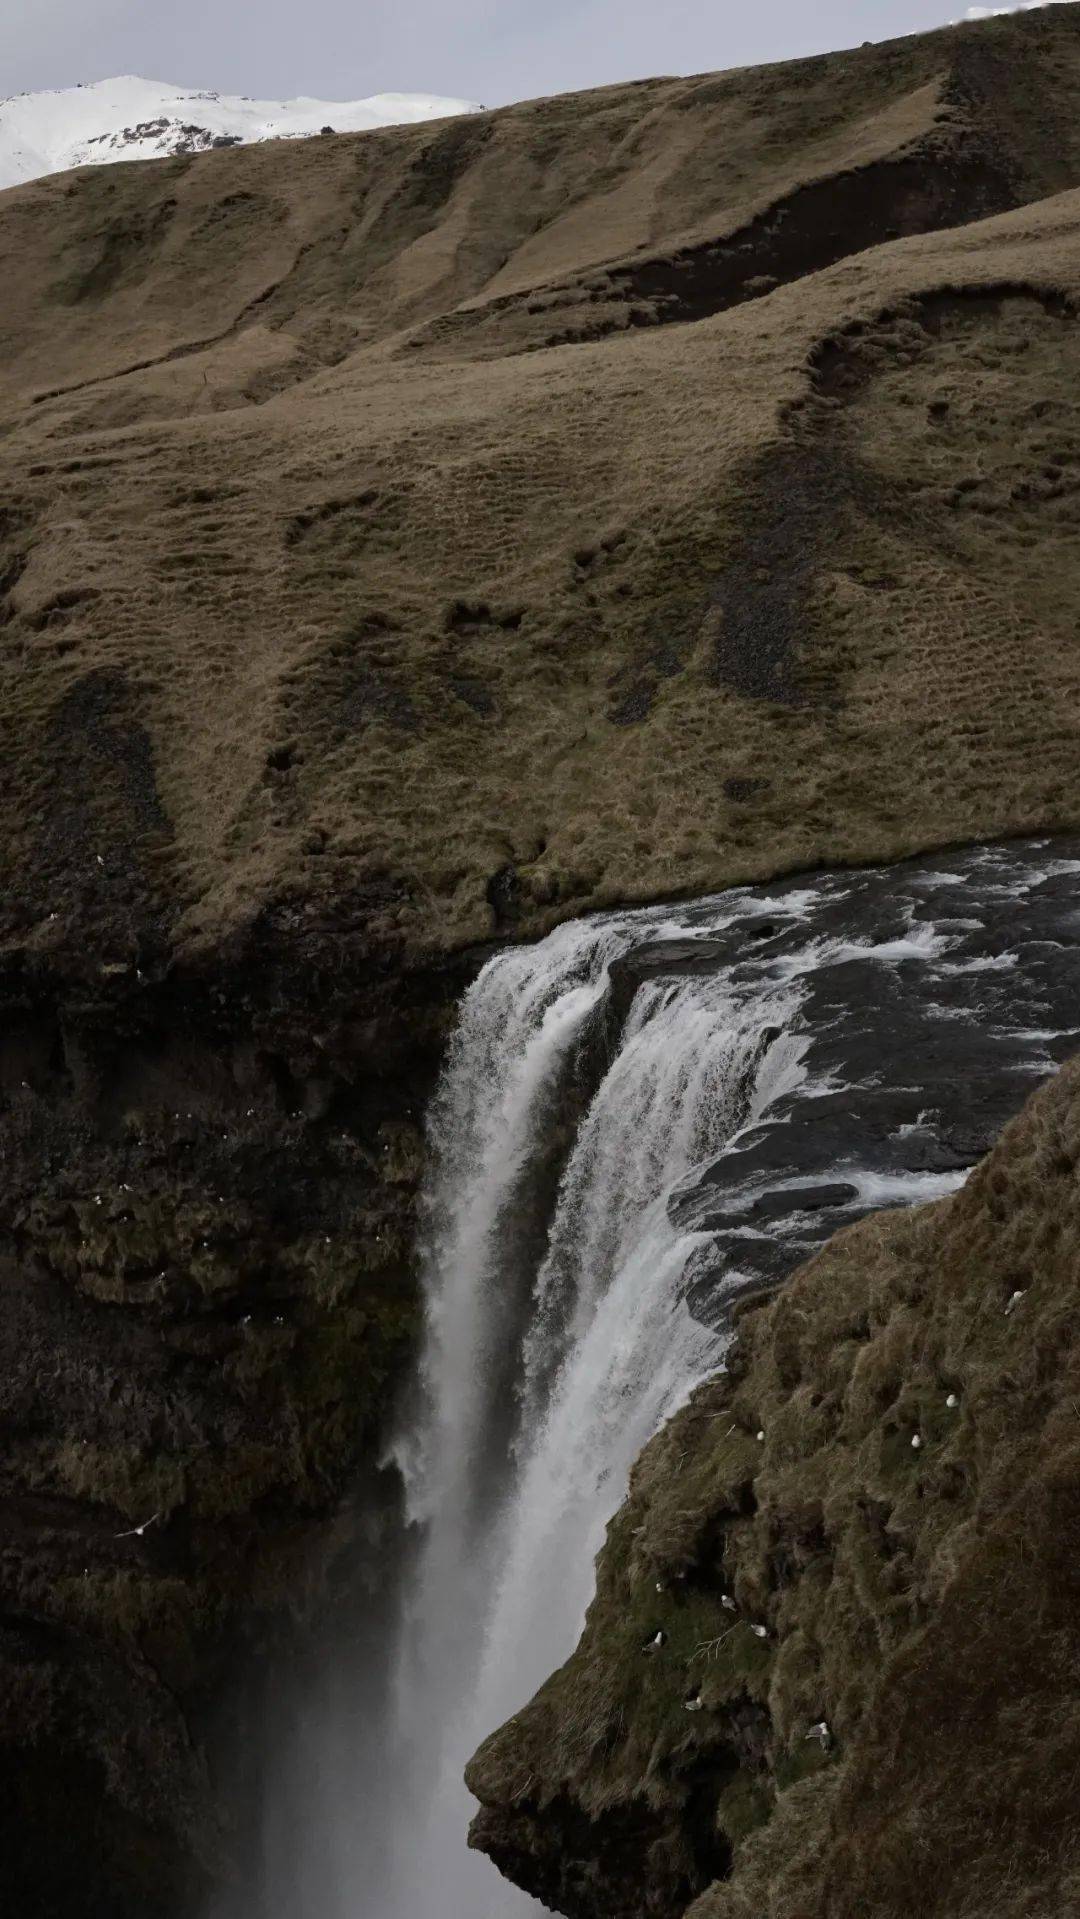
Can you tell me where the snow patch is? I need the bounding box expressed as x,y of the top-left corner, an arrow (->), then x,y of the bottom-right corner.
962,0 -> 1078,18
0,75 -> 482,192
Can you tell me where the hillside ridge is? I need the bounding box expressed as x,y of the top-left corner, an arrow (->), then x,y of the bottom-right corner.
3,12 -> 1080,980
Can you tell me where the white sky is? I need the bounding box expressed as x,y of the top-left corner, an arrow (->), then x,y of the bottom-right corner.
0,0 -> 1073,108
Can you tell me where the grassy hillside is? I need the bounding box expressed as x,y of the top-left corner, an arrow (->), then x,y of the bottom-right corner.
469,1052 -> 1080,1919
4,10 -> 1080,974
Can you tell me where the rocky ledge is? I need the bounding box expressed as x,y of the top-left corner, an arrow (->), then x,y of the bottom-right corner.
468,1051 -> 1080,1919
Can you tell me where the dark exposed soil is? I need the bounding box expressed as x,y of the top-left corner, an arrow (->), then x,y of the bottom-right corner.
550,152 -> 1019,346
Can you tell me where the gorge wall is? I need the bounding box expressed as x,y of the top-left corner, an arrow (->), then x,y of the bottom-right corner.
0,925 -> 478,1911
4,7 -> 1080,1914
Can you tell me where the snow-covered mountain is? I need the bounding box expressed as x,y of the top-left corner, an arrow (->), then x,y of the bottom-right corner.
0,75 -> 482,192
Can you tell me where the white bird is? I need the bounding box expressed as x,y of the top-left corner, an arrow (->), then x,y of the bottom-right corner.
643,1630 -> 666,1655
721,1594 -> 737,1613
114,1511 -> 160,1541
911,1434 -> 923,1450
750,1624 -> 769,1640
946,1393 -> 959,1410
756,1430 -> 766,1443
1005,1289 -> 1027,1316
805,1721 -> 831,1748
655,1581 -> 665,1594
684,1694 -> 703,1713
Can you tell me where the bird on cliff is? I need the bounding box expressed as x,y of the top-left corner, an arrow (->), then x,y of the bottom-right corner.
805,1721 -> 831,1750
721,1594 -> 738,1612
643,1630 -> 666,1655
114,1512 -> 160,1540
1005,1289 -> 1027,1316
684,1693 -> 703,1713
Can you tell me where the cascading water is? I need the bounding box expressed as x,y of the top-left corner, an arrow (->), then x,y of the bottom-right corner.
237,836 -> 1080,1919
379,908 -> 809,1919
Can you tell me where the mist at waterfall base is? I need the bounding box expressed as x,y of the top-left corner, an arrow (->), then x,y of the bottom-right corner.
238,838 -> 1080,1919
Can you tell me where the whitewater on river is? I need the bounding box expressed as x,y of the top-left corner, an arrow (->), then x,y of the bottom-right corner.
238,837 -> 1080,1919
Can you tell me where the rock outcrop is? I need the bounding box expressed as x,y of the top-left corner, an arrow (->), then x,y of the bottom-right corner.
468,1053 -> 1080,1919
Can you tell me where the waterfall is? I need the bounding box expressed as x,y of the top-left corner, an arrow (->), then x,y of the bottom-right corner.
234,836 -> 1080,1919
379,905 -> 807,1919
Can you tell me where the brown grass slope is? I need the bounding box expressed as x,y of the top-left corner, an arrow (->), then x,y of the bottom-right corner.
4,10 -> 1080,972
468,1053 -> 1080,1919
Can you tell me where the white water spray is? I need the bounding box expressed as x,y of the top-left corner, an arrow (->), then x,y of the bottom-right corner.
381,906 -> 805,1919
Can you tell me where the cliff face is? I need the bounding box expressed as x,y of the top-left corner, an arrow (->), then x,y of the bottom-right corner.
0,924 -> 480,1914
468,1054 -> 1080,1919
5,7 -> 1080,1911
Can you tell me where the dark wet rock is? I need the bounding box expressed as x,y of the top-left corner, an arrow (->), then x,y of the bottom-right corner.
487,863 -> 523,926
0,922 -> 480,1913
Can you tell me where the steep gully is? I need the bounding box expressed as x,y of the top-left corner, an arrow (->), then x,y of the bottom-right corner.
238,835 -> 1080,1919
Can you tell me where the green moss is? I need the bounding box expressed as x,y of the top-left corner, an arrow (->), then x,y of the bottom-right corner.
52,1442 -> 186,1519
716,1774 -> 773,1849
773,1738 -> 833,1793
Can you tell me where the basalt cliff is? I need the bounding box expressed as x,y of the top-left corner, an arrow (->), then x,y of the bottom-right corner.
4,6 -> 1080,1912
